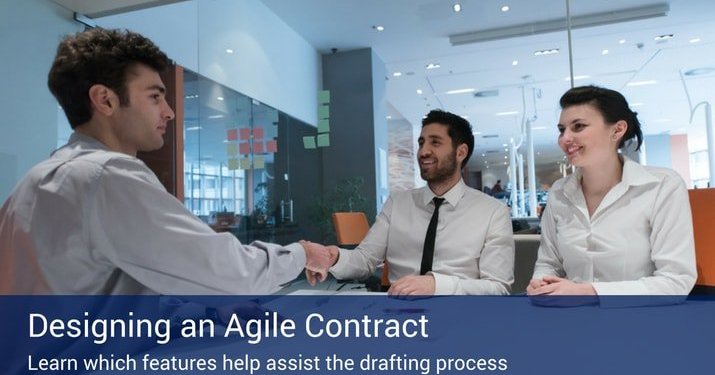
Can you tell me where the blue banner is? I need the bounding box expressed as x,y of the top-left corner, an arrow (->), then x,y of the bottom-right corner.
1,295 -> 713,374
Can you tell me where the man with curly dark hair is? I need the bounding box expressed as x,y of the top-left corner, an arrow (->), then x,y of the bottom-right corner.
0,28 -> 332,294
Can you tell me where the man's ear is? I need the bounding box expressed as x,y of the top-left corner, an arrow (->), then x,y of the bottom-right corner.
88,84 -> 118,117
456,143 -> 468,164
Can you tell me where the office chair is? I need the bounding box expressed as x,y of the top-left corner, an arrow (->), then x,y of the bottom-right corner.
513,234 -> 541,294
332,212 -> 370,247
331,212 -> 389,290
688,188 -> 715,294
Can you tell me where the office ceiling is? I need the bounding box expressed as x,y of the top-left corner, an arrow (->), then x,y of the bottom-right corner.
52,0 -> 715,174
260,0 -> 715,172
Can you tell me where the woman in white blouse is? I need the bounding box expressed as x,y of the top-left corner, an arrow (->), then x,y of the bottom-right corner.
527,85 -> 697,298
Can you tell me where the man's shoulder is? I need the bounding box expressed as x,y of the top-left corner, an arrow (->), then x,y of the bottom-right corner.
24,149 -> 151,189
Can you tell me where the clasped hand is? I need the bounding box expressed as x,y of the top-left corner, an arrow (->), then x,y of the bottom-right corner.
526,275 -> 596,296
300,240 -> 339,286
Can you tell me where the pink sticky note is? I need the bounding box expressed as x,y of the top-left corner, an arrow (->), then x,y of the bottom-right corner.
253,142 -> 264,154
226,128 -> 238,141
239,142 -> 250,155
239,128 -> 251,140
253,127 -> 264,140
266,139 -> 278,153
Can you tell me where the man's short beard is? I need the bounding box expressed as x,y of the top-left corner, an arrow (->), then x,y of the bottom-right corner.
421,151 -> 459,183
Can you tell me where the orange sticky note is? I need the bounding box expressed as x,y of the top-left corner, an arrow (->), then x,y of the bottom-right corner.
226,128 -> 238,141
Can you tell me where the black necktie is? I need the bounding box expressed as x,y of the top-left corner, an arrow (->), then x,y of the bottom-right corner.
420,197 -> 445,275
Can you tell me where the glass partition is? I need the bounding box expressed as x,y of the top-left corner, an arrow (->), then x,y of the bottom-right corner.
182,69 -> 320,243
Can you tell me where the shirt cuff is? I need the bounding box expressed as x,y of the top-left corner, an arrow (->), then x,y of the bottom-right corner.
284,242 -> 307,268
327,248 -> 347,278
430,272 -> 456,295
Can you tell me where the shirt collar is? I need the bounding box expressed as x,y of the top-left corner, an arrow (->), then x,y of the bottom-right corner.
561,155 -> 658,198
67,132 -> 111,151
620,156 -> 659,187
421,178 -> 466,208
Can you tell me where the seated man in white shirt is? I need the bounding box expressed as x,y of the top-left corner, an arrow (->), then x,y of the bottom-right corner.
305,110 -> 514,295
0,28 -> 332,295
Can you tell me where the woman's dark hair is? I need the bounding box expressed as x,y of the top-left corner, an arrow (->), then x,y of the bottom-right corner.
47,28 -> 170,129
559,85 -> 643,151
421,109 -> 475,169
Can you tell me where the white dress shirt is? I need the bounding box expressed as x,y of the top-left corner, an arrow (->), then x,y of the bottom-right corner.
532,157 -> 697,295
330,179 -> 514,295
0,133 -> 305,295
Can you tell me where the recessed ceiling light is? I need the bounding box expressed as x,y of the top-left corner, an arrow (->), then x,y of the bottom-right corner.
208,114 -> 224,119
563,75 -> 591,81
534,48 -> 559,56
453,3 -> 462,12
217,96 -> 224,101
496,111 -> 519,116
504,156 -> 508,159
426,63 -> 441,70
627,80 -> 657,87
619,39 -> 626,44
602,49 -> 609,55
225,48 -> 234,54
512,60 -> 518,66
504,148 -> 508,152
504,162 -> 508,165
502,143 -> 508,147
186,126 -> 202,131
501,5 -> 510,12
416,89 -> 423,95
689,38 -> 701,44
445,88 -> 476,95
654,34 -> 674,41
481,153 -> 486,157
386,115 -> 392,120
373,25 -> 385,31
392,72 -> 402,77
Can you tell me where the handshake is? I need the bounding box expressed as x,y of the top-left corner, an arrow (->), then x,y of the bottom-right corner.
300,240 -> 340,286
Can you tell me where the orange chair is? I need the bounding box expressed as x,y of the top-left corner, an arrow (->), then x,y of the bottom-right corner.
688,188 -> 715,293
332,212 -> 370,246
331,212 -> 389,288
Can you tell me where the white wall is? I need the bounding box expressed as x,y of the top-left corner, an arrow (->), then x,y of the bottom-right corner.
0,0 -> 82,202
97,0 -> 321,126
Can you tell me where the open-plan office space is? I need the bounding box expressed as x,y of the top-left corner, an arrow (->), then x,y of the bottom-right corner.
1,0 -> 714,291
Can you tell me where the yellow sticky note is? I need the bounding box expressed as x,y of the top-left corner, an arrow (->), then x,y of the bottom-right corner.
318,90 -> 330,104
226,143 -> 238,156
254,156 -> 265,169
317,133 -> 330,147
227,158 -> 239,170
303,136 -> 316,149
318,105 -> 330,119
318,119 -> 330,133
239,158 -> 251,170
